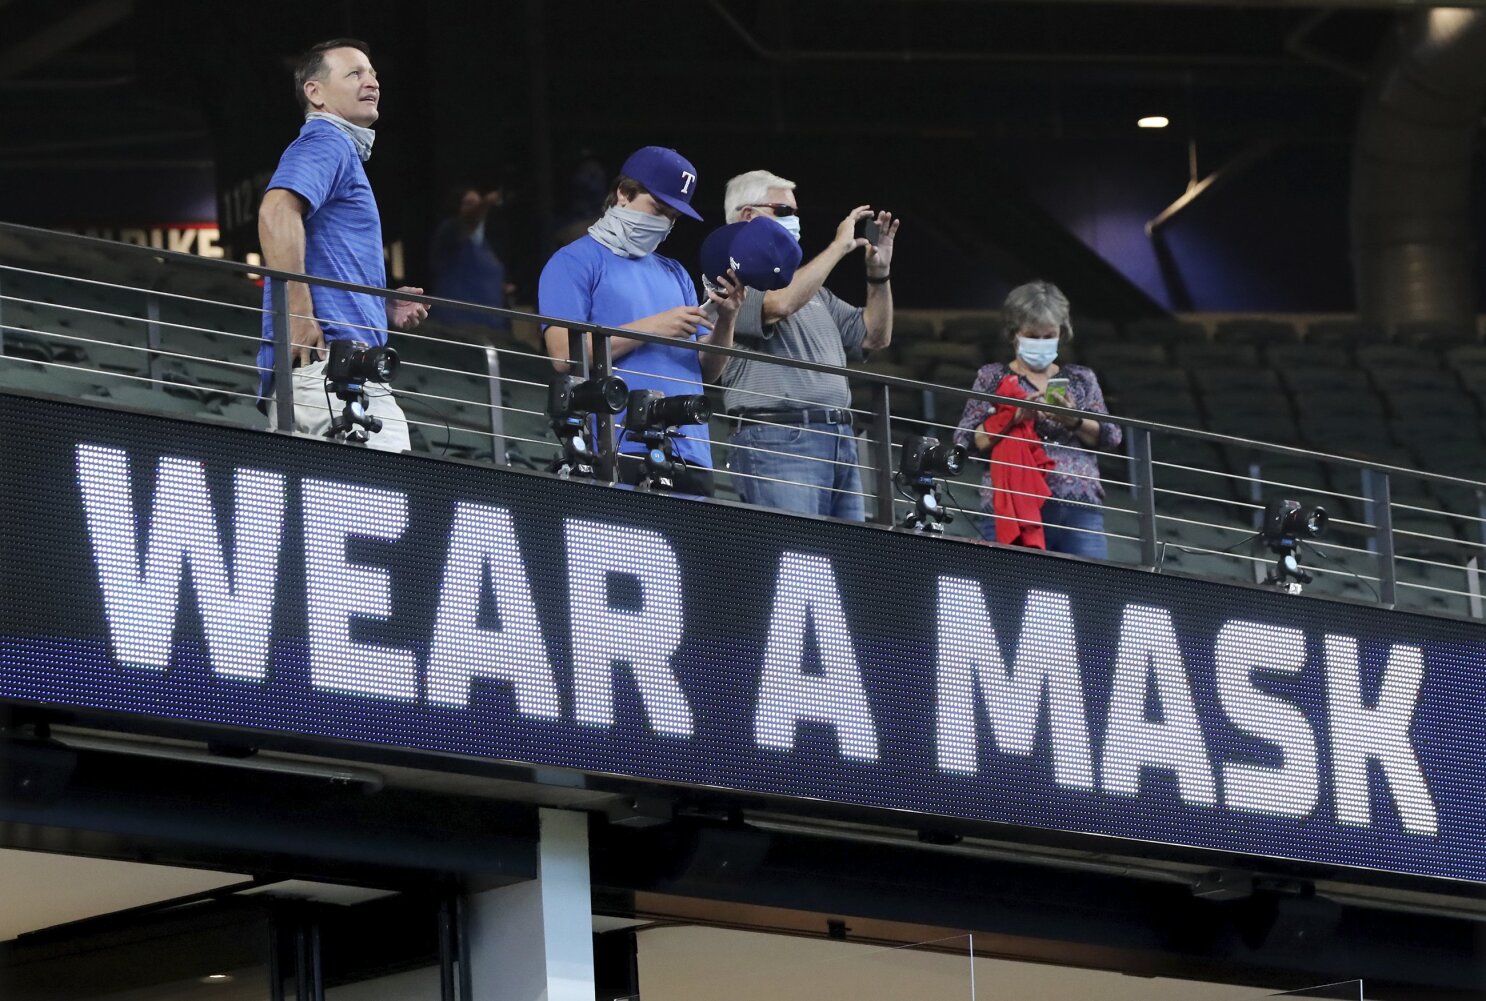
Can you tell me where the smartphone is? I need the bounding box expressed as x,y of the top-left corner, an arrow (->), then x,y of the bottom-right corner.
1045,377 -> 1070,406
859,218 -> 880,245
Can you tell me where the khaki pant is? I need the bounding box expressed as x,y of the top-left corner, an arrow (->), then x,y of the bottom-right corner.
265,359 -> 411,453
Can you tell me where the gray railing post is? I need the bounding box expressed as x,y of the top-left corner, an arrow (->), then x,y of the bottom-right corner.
270,278 -> 294,432
591,331 -> 618,485
870,382 -> 895,526
146,291 -> 162,391
484,347 -> 507,467
1362,468 -> 1397,607
1478,487 -> 1486,553
0,268 -> 7,356
1131,428 -> 1159,568
566,328 -> 589,378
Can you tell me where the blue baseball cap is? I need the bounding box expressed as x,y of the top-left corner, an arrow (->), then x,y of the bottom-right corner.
699,217 -> 803,292
620,146 -> 703,221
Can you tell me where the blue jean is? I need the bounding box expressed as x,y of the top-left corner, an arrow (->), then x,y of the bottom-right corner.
975,497 -> 1108,560
728,421 -> 865,521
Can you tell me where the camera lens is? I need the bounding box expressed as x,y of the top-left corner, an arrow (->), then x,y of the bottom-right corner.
572,376 -> 629,415
926,442 -> 967,476
654,394 -> 712,427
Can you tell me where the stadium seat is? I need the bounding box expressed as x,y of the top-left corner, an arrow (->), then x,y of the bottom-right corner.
893,315 -> 936,340
1280,367 -> 1371,397
940,316 -> 994,344
1191,367 -> 1282,395
1207,408 -> 1301,447
1265,343 -> 1350,369
1214,318 -> 1300,344
1082,343 -> 1168,369
912,340 -> 984,372
1358,343 -> 1440,370
1306,319 -> 1388,345
1151,437 -> 1236,502
1173,342 -> 1259,368
1446,345 -> 1486,369
1292,388 -> 1385,421
1396,321 -> 1478,351
1382,389 -> 1476,423
1071,316 -> 1118,341
1123,318 -> 1207,346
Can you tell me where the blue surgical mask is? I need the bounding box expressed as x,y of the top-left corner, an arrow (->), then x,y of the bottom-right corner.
775,213 -> 801,242
1016,335 -> 1059,371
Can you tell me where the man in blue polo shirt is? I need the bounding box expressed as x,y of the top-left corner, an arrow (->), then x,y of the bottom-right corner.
539,146 -> 743,496
257,38 -> 429,452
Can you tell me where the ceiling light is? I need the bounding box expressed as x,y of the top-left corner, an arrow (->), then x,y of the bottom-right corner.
201,974 -> 234,984
1138,116 -> 1170,129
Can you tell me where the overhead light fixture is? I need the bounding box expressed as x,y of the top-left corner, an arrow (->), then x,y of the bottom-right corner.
1138,116 -> 1170,129
200,973 -> 234,984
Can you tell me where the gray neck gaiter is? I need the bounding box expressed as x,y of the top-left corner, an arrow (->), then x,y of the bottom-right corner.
587,206 -> 673,259
306,112 -> 376,162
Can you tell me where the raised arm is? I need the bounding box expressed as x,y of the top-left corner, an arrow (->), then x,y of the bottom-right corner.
759,205 -> 873,325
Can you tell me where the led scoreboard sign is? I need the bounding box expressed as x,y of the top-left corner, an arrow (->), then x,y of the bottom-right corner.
1,394 -> 1483,885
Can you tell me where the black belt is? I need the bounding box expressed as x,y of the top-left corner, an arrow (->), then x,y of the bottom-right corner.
729,407 -> 853,428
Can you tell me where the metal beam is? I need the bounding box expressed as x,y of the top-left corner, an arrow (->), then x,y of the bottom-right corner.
0,0 -> 134,82
1145,140 -> 1276,235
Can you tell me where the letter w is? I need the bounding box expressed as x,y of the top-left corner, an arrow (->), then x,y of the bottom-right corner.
76,445 -> 285,679
936,580 -> 1093,789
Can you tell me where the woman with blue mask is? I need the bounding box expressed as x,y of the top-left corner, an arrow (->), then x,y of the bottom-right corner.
953,281 -> 1122,559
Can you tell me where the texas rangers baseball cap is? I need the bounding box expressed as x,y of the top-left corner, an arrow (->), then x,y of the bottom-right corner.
620,146 -> 703,221
699,216 -> 803,292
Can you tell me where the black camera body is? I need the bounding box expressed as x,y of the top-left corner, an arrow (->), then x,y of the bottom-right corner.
625,390 -> 712,432
326,339 -> 399,387
547,374 -> 628,423
898,434 -> 967,484
896,434 -> 966,534
1261,499 -> 1328,553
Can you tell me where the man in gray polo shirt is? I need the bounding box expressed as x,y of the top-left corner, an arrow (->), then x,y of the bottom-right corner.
718,169 -> 898,521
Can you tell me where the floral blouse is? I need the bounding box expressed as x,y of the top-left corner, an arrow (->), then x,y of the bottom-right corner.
953,362 -> 1122,508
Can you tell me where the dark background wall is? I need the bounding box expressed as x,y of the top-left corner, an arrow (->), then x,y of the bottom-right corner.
0,0 -> 1481,318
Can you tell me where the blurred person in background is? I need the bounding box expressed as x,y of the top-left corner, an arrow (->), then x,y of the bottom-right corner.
954,281 -> 1120,558
718,168 -> 898,521
539,146 -> 744,496
430,184 -> 514,335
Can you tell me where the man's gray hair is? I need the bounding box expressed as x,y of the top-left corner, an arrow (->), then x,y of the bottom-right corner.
724,169 -> 797,223
1002,280 -> 1074,342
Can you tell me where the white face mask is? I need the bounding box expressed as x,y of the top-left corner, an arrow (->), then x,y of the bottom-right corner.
775,213 -> 801,242
1016,335 -> 1059,371
587,205 -> 674,258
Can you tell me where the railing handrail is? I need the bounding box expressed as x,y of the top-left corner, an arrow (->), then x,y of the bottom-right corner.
2,218 -> 1484,494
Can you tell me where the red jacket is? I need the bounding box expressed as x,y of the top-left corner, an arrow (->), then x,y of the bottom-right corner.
982,375 -> 1055,548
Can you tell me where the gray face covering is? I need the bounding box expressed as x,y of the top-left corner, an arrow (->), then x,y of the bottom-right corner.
588,206 -> 674,258
306,112 -> 376,162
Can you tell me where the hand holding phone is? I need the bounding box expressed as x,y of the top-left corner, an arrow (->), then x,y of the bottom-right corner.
858,218 -> 880,245
1045,377 -> 1070,407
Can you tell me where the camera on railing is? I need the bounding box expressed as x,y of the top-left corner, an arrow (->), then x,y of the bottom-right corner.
1260,497 -> 1328,593
624,390 -> 712,432
323,340 -> 400,444
896,433 -> 967,535
326,339 -> 399,387
898,434 -> 966,485
547,374 -> 628,426
546,374 -> 628,479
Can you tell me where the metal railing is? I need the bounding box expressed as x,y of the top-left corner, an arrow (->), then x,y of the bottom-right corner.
1,220 -> 1483,622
